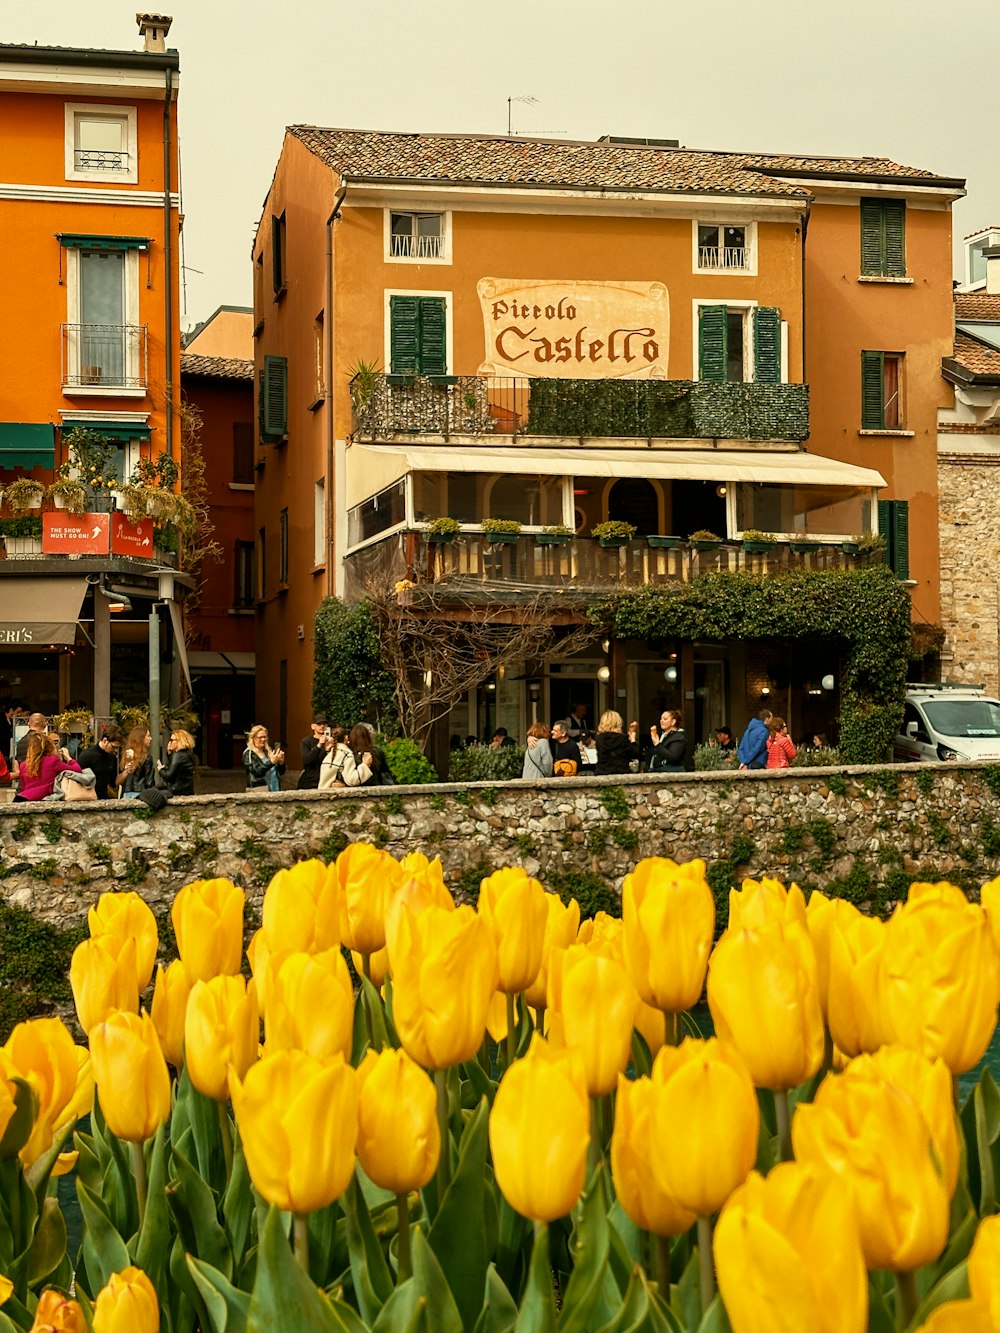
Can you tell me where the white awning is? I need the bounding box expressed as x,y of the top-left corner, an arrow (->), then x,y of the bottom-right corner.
0,578 -> 87,646
351,444 -> 885,490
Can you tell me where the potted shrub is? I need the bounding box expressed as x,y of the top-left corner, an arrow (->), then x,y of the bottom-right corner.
689,528 -> 723,551
426,516 -> 462,542
842,532 -> 884,556
0,514 -> 43,556
591,520 -> 636,548
741,528 -> 778,554
536,524 -> 573,546
48,477 -> 89,514
481,518 -> 522,545
145,487 -> 180,523
646,533 -> 683,549
5,476 -> 46,514
790,537 -> 822,554
117,483 -> 151,523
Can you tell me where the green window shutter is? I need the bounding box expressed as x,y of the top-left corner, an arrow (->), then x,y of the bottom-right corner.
390,296 -> 420,374
418,298 -> 447,375
271,217 -> 283,294
861,351 -> 885,429
260,355 -> 288,440
753,307 -> 781,383
698,305 -> 727,382
860,200 -> 883,275
878,499 -> 909,579
883,200 -> 906,277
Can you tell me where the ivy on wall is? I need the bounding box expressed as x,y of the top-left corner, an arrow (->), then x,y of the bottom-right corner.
312,597 -> 397,733
590,566 -> 912,764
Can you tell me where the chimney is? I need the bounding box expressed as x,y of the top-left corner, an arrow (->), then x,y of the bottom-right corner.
136,13 -> 172,53
985,246 -> 1000,296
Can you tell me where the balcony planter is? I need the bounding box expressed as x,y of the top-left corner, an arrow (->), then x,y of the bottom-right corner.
48,480 -> 88,514
841,541 -> 861,555
741,529 -> 778,554
4,536 -> 43,558
481,519 -> 522,546
646,535 -> 683,549
426,517 -> 461,543
591,520 -> 636,549
5,478 -> 45,514
790,540 -> 821,554
536,533 -> 572,546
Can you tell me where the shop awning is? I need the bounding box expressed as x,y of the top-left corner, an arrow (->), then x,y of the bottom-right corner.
166,599 -> 192,693
0,423 -> 56,470
0,578 -> 87,646
351,445 -> 886,490
187,651 -> 256,675
60,419 -> 151,442
57,234 -> 151,252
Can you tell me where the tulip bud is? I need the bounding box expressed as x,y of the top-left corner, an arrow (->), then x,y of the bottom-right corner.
550,945 -> 635,1096
171,878 -> 245,984
90,1011 -> 171,1144
356,1048 -> 439,1193
88,892 -> 158,991
392,902 -> 497,1069
575,910 -> 623,954
336,842 -> 403,956
650,1038 -> 759,1216
28,1289 -> 88,1332
261,859 -> 341,955
611,1074 -> 696,1236
0,1273 -> 11,1306
524,892 -> 579,1010
265,949 -> 354,1062
622,857 -> 715,1013
92,1266 -> 159,1333
1,1018 -> 93,1166
229,1049 -> 358,1213
185,975 -> 259,1101
384,865 -> 454,974
70,936 -> 140,1035
489,1034 -> 589,1222
150,960 -> 190,1068
728,877 -> 807,934
913,1302 -> 997,1332
708,918 -> 824,1091
477,868 -> 549,995
714,1162 -> 868,1333
966,1212 -> 1000,1324
827,906 -> 889,1057
792,1064 -> 950,1271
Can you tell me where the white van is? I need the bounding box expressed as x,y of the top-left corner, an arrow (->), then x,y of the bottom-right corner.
893,684 -> 1000,763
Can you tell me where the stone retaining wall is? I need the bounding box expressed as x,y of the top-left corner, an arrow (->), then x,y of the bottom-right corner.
4,762 -> 1000,925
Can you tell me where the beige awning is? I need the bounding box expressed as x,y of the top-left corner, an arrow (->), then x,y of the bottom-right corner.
0,578 -> 87,646
166,599 -> 192,693
188,651 -> 256,675
351,444 -> 885,490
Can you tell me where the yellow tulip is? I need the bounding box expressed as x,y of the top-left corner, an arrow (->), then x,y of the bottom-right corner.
1,1018 -> 93,1166
913,1301 -> 997,1332
229,1049 -> 357,1213
336,842 -> 403,956
576,910 -> 624,955
185,975 -> 259,1101
88,892 -> 158,991
477,868 -> 549,995
0,1274 -> 10,1305
246,928 -> 279,1020
485,991 -> 509,1043
149,960 -> 190,1068
356,1048 -> 439,1193
980,877 -> 1000,972
171,878 -> 245,983
727,878 -> 807,934
551,945 -> 635,1096
968,1213 -> 1000,1324
261,858 -> 341,955
622,857 -> 715,1012
0,1073 -> 16,1148
90,1011 -> 171,1143
708,919 -> 824,1091
827,907 -> 889,1057
489,1034 -> 589,1222
28,1290 -> 88,1332
352,946 -> 389,988
714,1162 -> 867,1333
392,901 -> 497,1069
881,886 -> 999,1073
70,936 -> 140,1035
265,949 -> 354,1061
649,1038 -> 759,1217
803,889 -> 835,1020
524,892 -> 579,1010
632,998 -> 666,1057
611,1074 -> 697,1237
384,864 -> 454,973
92,1266 -> 159,1333
791,1065 -> 950,1271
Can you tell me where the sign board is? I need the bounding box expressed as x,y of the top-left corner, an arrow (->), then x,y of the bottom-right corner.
111,513 -> 154,558
42,512 -> 110,555
477,278 -> 670,379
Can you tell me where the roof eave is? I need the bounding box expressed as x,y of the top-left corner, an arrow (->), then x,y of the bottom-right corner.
0,44 -> 179,71
942,358 -> 1000,387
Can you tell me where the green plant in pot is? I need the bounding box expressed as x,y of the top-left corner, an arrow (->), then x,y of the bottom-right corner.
426,516 -> 462,541
536,524 -> 573,545
591,520 -> 636,548
481,517 -> 522,544
741,528 -> 778,553
47,477 -> 89,514
117,483 -> 151,523
5,476 -> 46,514
689,528 -> 723,550
348,358 -> 382,414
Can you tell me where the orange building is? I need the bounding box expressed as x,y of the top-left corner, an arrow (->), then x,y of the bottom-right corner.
0,16 -> 184,732
252,129 -> 962,754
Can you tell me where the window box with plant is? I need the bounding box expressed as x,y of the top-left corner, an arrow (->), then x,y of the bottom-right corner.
689,529 -> 723,551
5,476 -> 46,513
741,529 -> 778,554
790,538 -> 822,554
536,524 -> 573,546
0,514 -> 43,557
646,534 -> 684,549
48,475 -> 89,514
425,516 -> 462,543
842,533 -> 884,557
481,518 -> 522,545
591,520 -> 636,548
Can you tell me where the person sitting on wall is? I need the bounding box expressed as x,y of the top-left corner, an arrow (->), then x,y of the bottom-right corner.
13,732 -> 81,802
765,716 -> 797,769
157,729 -> 197,796
737,708 -> 772,771
318,727 -> 357,788
243,725 -> 286,791
117,726 -> 156,798
77,723 -> 124,799
12,712 -> 48,791
522,722 -> 554,780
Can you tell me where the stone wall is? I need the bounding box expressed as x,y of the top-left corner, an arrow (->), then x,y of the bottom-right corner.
938,445 -> 1000,693
4,762 -> 1000,926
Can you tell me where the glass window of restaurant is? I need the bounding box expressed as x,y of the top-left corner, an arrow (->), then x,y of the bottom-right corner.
412,472 -> 563,527
735,483 -> 871,538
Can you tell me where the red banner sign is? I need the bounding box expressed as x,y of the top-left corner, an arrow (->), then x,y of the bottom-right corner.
111,513 -> 154,558
42,512 -> 110,555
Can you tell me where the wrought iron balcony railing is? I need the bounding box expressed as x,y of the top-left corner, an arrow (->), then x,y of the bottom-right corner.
698,245 -> 750,270
350,374 -> 809,442
74,147 -> 130,172
61,324 -> 149,390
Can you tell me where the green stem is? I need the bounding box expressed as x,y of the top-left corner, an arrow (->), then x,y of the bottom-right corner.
362,952 -> 372,982
361,953 -> 374,1047
505,992 -> 517,1070
665,1010 -> 678,1047
588,1098 -> 602,1176
600,1092 -> 613,1150
396,1192 -> 412,1282
217,1100 -> 234,1180
896,1270 -> 919,1328
293,1213 -> 310,1273
774,1088 -> 792,1161
434,1068 -> 451,1197
697,1215 -> 715,1315
655,1232 -> 671,1296
534,1002 -> 546,1038
131,1140 -> 148,1226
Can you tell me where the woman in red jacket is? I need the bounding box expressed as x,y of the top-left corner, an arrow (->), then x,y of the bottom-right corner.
765,716 -> 797,769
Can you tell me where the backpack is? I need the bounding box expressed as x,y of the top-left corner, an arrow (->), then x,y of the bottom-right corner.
553,758 -> 578,777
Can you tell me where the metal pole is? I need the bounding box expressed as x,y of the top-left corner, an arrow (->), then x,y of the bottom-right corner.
93,589 -> 111,723
149,606 -> 161,764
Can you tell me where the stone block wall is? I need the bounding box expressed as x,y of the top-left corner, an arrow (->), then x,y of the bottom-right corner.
938,448 -> 1000,693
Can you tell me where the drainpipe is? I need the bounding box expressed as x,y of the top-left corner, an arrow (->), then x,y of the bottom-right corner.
800,198 -> 811,386
163,68 -> 176,462
325,178 -> 348,594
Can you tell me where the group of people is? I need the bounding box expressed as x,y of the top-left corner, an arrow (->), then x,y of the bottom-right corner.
243,715 -> 393,792
735,708 -> 799,770
520,707 -> 690,778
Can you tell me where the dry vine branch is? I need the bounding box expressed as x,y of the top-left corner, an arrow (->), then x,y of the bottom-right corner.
178,396 -> 223,622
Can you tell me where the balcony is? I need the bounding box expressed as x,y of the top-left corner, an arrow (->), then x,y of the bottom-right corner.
350,374 -> 809,443
698,245 -> 750,270
344,531 -> 873,604
61,324 -> 148,392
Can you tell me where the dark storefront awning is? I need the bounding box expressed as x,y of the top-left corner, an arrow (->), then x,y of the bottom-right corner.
0,578 -> 87,646
60,419 -> 151,442
0,423 -> 56,470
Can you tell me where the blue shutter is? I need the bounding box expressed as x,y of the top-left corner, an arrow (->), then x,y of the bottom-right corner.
753,307 -> 781,383
698,305 -> 727,382
861,351 -> 884,429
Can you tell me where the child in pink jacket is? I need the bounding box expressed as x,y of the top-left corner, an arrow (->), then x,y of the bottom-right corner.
765,717 -> 797,769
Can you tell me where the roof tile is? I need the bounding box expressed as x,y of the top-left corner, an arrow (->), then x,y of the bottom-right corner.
180,352 -> 253,381
954,292 -> 1000,320
952,330 -> 1000,377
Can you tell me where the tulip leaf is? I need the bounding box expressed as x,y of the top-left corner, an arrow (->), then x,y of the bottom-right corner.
359,977 -> 393,1055
671,1248 -> 700,1333
629,1033 -> 653,1080
471,1265 -> 518,1333
0,1078 -> 37,1160
223,1129 -> 256,1285
866,1275 -> 896,1333
512,1225 -> 556,1333
168,1139 -> 235,1280
25,1195 -> 67,1285
558,1165 -> 614,1333
76,1178 -> 130,1291
495,1195 -> 531,1297
342,1174 -> 395,1324
694,1295 -> 732,1333
324,1295 -> 372,1333
305,1199 -> 344,1291
927,1206 -> 977,1288
176,1069 -> 227,1197
72,1129 -> 102,1197
188,1255 -> 252,1333
973,1078 -> 999,1215
172,1229 -> 213,1333
134,1124 -> 172,1300
0,1154 -> 37,1277
907,1259 -> 970,1332
461,1058 -> 498,1109
25,1119 -> 74,1203
0,1310 -> 21,1333
248,1205 -> 345,1333
596,1265 -> 675,1333
372,1229 -> 463,1333
428,1098 -> 495,1332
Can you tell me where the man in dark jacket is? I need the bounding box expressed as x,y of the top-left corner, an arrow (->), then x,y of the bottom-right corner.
298,715 -> 331,790
737,708 -> 772,769
550,721 -> 582,772
78,723 -> 124,799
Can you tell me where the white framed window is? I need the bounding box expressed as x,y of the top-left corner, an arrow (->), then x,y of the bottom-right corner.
692,220 -> 757,275
62,246 -> 146,396
65,103 -> 138,184
313,478 -> 326,567
384,210 -> 451,264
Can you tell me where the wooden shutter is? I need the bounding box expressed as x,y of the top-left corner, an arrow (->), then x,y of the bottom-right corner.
877,499 -> 909,579
883,201 -> 906,277
390,296 -> 420,374
698,305 -> 727,382
860,200 -> 884,275
418,298 -> 447,375
271,216 -> 283,294
861,351 -> 885,429
753,307 -> 781,383
260,355 -> 288,441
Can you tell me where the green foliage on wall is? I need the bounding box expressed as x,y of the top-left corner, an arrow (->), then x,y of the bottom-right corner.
312,597 -> 397,734
383,736 -> 438,785
591,566 -> 911,764
447,747 -> 524,782
0,903 -> 86,1042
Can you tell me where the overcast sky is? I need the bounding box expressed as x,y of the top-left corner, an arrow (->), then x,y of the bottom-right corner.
10,0 -> 997,329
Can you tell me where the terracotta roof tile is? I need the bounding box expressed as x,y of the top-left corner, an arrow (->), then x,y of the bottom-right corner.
952,331 -> 1000,377
954,292 -> 1000,320
288,127 -> 954,199
180,352 -> 253,381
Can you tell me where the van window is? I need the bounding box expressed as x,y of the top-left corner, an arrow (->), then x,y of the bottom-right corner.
902,703 -> 927,740
922,699 -> 1000,739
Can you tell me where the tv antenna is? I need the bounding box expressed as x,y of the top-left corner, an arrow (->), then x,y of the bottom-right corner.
507,94 -> 538,136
